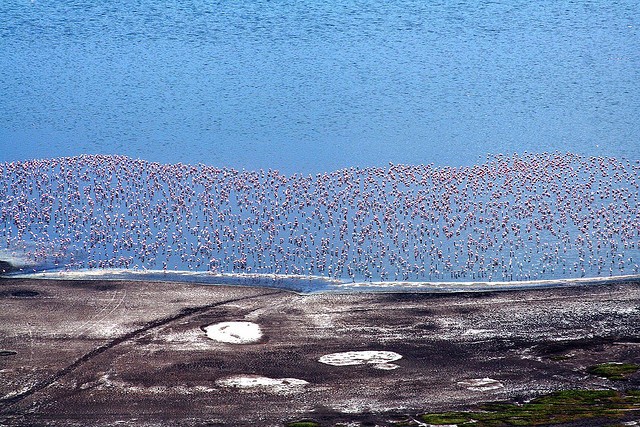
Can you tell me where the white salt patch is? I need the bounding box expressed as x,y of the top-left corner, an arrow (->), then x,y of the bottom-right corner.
463,328 -> 494,336
98,375 -> 216,395
457,377 -> 504,391
310,313 -> 335,329
331,398 -> 369,414
372,363 -> 400,370
318,350 -> 402,367
330,398 -> 401,414
203,321 -> 262,344
216,375 -> 308,393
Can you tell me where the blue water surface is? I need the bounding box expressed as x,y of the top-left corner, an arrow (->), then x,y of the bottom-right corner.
1,1 -> 639,174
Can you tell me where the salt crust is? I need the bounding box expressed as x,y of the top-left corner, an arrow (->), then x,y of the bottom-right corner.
203,321 -> 262,344
318,350 -> 402,367
372,363 -> 400,370
96,374 -> 307,395
457,377 -> 504,391
216,375 -> 308,393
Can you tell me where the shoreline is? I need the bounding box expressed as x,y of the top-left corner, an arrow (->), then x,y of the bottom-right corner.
4,268 -> 640,295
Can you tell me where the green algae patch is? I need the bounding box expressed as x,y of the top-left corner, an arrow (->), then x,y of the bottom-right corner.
587,362 -> 640,381
418,389 -> 640,426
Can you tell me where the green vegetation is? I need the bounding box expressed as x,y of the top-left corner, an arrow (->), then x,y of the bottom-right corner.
417,390 -> 640,426
587,362 -> 640,380
287,390 -> 640,426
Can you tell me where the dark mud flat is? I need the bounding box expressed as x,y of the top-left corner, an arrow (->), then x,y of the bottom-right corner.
1,278 -> 639,426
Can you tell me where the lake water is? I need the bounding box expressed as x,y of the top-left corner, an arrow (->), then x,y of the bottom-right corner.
1,1 -> 639,291
1,1 -> 639,174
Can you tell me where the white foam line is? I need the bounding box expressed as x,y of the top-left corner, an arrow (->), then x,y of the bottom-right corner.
11,268 -> 331,279
338,274 -> 640,290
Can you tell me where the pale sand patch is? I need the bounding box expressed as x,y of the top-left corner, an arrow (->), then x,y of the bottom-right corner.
203,321 -> 262,344
318,350 -> 402,367
457,377 -> 504,391
216,375 -> 308,393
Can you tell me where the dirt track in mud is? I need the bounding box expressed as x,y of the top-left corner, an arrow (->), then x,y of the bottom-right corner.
1,278 -> 639,426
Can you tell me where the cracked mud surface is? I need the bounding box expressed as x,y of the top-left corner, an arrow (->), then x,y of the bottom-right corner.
1,278 -> 639,426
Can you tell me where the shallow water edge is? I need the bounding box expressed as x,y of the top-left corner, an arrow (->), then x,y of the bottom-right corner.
6,268 -> 640,295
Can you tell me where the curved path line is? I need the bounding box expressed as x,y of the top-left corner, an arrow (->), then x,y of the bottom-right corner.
0,289 -> 284,412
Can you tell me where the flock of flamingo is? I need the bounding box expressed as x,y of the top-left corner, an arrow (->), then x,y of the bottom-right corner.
0,152 -> 638,284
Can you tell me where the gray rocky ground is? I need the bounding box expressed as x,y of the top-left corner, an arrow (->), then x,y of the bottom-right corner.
1,278 -> 639,426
